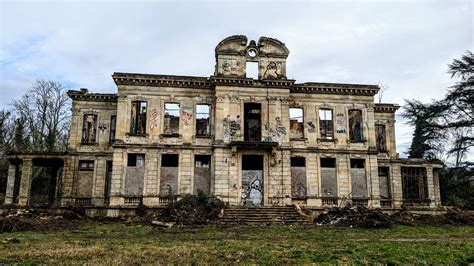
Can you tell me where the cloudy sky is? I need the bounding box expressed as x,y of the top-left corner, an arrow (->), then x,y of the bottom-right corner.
0,0 -> 472,157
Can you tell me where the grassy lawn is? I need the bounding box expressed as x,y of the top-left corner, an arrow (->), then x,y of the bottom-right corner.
1,222 -> 473,264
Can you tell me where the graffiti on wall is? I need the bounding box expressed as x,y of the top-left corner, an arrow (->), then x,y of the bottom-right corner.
263,117 -> 287,142
181,104 -> 193,127
223,115 -> 242,141
306,121 -> 316,133
242,170 -> 263,206
335,113 -> 346,134
150,108 -> 158,131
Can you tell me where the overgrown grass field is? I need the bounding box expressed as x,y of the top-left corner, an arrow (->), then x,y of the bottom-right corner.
1,222 -> 473,264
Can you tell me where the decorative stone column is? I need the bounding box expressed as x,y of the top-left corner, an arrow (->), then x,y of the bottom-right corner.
18,158 -> 32,206
3,162 -> 17,204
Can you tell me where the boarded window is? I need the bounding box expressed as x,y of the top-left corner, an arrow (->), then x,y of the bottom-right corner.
79,160 -> 94,171
104,161 -> 113,200
109,115 -> 116,143
130,101 -> 147,134
196,104 -> 211,136
348,110 -> 363,141
127,154 -> 145,167
125,154 -> 144,197
82,114 -> 97,144
291,157 -> 307,199
160,154 -> 179,196
378,167 -> 391,199
242,155 -> 264,206
350,159 -> 367,198
319,109 -> 334,139
401,167 -> 428,200
290,108 -> 304,139
375,124 -> 386,151
320,158 -> 337,197
164,103 -> 180,135
194,155 -> 211,194
76,160 -> 94,198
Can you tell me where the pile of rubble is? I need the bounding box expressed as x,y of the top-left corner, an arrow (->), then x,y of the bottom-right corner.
314,206 -> 474,228
315,206 -> 393,228
0,209 -> 83,233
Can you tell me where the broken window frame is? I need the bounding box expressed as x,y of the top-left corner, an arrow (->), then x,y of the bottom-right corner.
81,114 -> 97,144
289,107 -> 304,139
79,160 -> 94,171
163,103 -> 180,136
195,104 -> 211,137
319,108 -> 334,140
244,103 -> 262,141
109,115 -> 116,144
348,109 -> 363,142
161,154 -> 179,167
401,167 -> 428,201
130,101 -> 147,135
127,154 -> 145,167
375,124 -> 387,152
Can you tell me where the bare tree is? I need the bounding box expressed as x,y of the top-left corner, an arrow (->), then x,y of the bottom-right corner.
12,80 -> 70,152
376,82 -> 388,103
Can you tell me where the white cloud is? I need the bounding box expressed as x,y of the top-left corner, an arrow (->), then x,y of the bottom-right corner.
0,0 -> 472,158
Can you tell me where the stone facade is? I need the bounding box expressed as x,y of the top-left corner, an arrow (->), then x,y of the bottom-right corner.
4,35 -> 443,211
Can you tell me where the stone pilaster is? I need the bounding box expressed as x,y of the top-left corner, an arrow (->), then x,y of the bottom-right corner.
4,163 -> 17,204
391,163 -> 403,208
18,158 -> 32,206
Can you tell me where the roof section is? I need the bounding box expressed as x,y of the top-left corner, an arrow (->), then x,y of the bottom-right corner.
292,82 -> 380,96
113,72 -> 212,89
374,103 -> 400,113
67,89 -> 117,102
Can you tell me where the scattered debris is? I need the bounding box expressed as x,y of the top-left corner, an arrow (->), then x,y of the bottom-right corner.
151,221 -> 174,228
2,237 -> 20,244
315,206 -> 393,228
0,209 -> 83,233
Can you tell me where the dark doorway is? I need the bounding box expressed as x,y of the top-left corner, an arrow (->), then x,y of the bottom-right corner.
30,158 -> 63,207
242,155 -> 264,206
244,103 -> 261,141
104,161 -> 113,204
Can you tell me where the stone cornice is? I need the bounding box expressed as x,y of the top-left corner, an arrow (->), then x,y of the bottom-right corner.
292,82 -> 380,96
113,72 -> 212,89
374,103 -> 400,113
67,90 -> 117,102
211,76 -> 295,88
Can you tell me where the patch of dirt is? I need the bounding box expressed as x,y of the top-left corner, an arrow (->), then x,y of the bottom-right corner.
0,209 -> 84,233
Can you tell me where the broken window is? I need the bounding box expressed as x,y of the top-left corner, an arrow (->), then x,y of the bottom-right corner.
378,167 -> 391,200
196,104 -> 211,136
401,167 -> 428,201
160,154 -> 179,197
164,103 -> 180,135
320,158 -> 337,197
350,159 -> 367,198
109,115 -> 116,143
375,124 -> 386,152
290,108 -> 304,139
244,103 -> 261,141
79,160 -> 94,171
82,114 -> 97,144
349,110 -> 363,141
127,154 -> 145,167
246,61 -> 258,79
291,157 -> 307,199
194,155 -> 211,194
319,109 -> 334,140
104,161 -> 113,202
130,101 -> 147,135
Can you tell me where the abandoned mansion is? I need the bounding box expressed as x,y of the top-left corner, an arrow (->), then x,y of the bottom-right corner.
3,35 -> 443,214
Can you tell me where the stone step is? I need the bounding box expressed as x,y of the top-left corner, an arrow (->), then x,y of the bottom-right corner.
220,207 -> 308,224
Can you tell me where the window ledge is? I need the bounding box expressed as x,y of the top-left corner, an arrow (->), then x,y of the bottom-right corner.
160,133 -> 182,138
348,139 -> 367,143
195,135 -> 212,139
317,138 -> 336,143
126,133 -> 148,137
290,137 -> 307,141
81,142 -> 98,146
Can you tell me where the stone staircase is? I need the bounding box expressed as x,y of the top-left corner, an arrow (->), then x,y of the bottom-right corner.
220,206 -> 308,224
